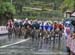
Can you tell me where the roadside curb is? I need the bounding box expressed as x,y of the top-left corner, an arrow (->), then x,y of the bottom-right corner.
0,33 -> 8,36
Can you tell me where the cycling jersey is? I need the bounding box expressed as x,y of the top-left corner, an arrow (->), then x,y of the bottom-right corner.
40,23 -> 44,30
48,25 -> 53,31
32,23 -> 40,29
7,21 -> 14,29
24,23 -> 32,29
44,24 -> 49,31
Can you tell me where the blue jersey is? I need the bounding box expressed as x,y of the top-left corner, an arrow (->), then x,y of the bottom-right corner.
46,25 -> 53,31
40,25 -> 44,30
44,25 -> 49,30
49,25 -> 53,31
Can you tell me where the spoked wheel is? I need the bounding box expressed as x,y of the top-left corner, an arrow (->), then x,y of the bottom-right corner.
8,28 -> 13,40
24,29 -> 32,39
14,27 -> 21,38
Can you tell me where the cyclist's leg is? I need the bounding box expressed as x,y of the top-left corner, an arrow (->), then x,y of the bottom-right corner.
8,28 -> 12,40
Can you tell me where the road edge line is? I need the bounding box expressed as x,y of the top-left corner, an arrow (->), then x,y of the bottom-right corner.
0,38 -> 30,48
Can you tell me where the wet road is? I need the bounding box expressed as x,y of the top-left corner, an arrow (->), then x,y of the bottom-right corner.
0,34 -> 68,55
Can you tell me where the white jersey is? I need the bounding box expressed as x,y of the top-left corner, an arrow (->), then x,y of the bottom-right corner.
64,26 -> 70,38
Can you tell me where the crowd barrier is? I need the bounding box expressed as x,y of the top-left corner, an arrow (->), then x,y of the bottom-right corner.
0,26 -> 8,34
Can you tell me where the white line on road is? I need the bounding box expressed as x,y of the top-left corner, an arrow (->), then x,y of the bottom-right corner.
0,38 -> 30,48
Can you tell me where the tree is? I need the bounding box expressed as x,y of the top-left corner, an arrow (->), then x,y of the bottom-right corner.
60,0 -> 75,12
0,2 -> 16,25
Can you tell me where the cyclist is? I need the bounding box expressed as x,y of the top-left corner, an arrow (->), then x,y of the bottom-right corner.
6,19 -> 14,40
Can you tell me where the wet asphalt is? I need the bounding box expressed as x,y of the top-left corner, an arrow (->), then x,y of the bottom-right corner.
0,34 -> 68,55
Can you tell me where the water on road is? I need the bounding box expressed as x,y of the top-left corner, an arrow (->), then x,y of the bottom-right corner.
0,35 -> 68,55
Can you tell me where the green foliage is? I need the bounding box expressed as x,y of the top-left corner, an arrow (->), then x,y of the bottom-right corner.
0,2 -> 16,15
60,0 -> 75,12
0,2 -> 16,25
0,0 -> 65,19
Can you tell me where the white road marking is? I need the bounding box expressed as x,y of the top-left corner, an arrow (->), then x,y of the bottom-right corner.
0,38 -> 30,48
